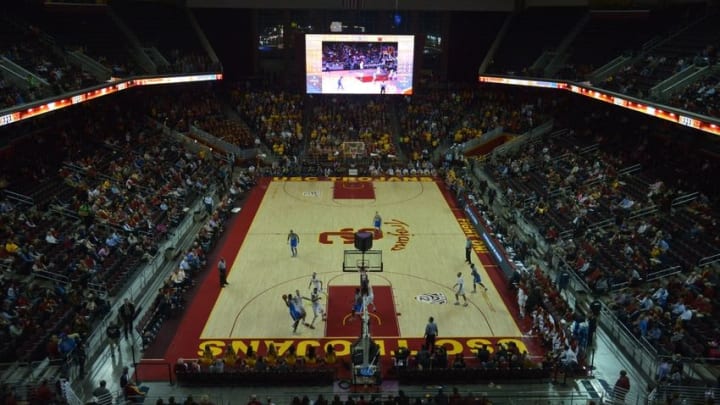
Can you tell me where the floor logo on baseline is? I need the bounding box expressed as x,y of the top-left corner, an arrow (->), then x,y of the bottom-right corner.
415,293 -> 448,304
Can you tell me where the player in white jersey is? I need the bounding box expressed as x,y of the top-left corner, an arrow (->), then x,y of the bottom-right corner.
308,272 -> 323,294
303,287 -> 326,327
452,272 -> 468,307
363,283 -> 377,312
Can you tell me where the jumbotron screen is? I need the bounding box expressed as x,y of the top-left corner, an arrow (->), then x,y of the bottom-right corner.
305,34 -> 414,95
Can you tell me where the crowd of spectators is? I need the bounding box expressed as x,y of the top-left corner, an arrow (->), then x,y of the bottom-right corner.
233,88 -> 305,160
161,51 -> 217,75
305,96 -> 395,161
321,42 -> 397,72
446,166 -> 584,377
0,95 -> 226,364
668,74 -> 720,117
0,20 -> 96,105
599,36 -> 718,101
481,100 -> 720,361
396,90 -> 474,161
195,115 -> 255,149
0,6 -> 220,113
1,68 -> 718,401
88,388 -> 502,405
138,170 -> 256,353
397,86 -> 545,167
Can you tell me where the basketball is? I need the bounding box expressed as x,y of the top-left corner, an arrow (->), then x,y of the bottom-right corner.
282,294 -> 287,300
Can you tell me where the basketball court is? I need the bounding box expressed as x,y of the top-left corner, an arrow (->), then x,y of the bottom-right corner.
139,177 -> 540,380
319,69 -> 412,94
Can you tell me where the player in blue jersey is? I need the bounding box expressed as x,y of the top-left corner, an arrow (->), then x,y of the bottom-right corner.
287,230 -> 300,257
373,211 -> 382,237
470,263 -> 489,292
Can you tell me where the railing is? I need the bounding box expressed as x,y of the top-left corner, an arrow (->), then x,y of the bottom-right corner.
618,163 -> 642,176
33,269 -> 70,285
671,191 -> 698,207
611,265 -> 682,291
698,253 -> 720,268
648,381 -> 718,404
598,303 -> 658,381
587,217 -> 614,231
60,379 -> 84,405
188,124 -> 260,161
491,119 -> 554,158
647,265 -> 682,282
578,143 -> 599,155
549,128 -> 571,139
628,205 -> 658,220
129,387 -> 592,405
48,204 -> 79,221
2,189 -> 34,206
463,126 -> 504,155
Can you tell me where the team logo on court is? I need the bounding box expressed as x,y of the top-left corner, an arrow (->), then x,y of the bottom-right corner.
318,219 -> 411,251
385,219 -> 411,251
319,227 -> 381,244
415,293 -> 448,304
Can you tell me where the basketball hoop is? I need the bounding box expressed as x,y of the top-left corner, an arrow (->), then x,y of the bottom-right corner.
341,141 -> 366,159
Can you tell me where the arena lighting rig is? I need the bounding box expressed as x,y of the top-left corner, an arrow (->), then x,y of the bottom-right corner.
0,73 -> 223,128
478,75 -> 720,137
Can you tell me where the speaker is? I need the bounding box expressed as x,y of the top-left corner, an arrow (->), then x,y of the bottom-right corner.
354,231 -> 373,252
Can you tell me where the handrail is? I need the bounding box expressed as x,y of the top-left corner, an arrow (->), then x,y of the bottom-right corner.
671,191 -> 698,207
628,205 -> 657,220
578,143 -> 598,154
588,218 -> 614,230
188,124 -> 258,160
550,151 -> 572,163
698,253 -> 720,268
646,265 -> 682,282
33,269 -> 71,284
598,303 -> 658,381
549,128 -> 570,139
463,126 -> 504,154
2,189 -> 34,206
618,163 -> 642,176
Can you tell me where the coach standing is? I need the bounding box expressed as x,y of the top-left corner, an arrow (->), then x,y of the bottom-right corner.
218,257 -> 229,288
465,237 -> 472,263
425,317 -> 438,353
119,298 -> 136,339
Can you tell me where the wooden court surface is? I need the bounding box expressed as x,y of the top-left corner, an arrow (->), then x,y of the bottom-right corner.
201,179 -> 522,340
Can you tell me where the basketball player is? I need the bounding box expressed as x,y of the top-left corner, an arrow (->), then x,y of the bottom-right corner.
453,272 -> 468,307
294,290 -> 313,329
308,272 -> 323,294
470,263 -> 489,293
303,287 -> 326,327
337,76 -> 344,90
364,283 -> 377,312
373,211 -> 382,237
283,293 -> 303,333
287,230 -> 300,257
359,267 -> 369,296
349,288 -> 363,321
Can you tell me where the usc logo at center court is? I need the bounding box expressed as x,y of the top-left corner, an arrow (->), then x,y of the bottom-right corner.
318,219 -> 411,251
